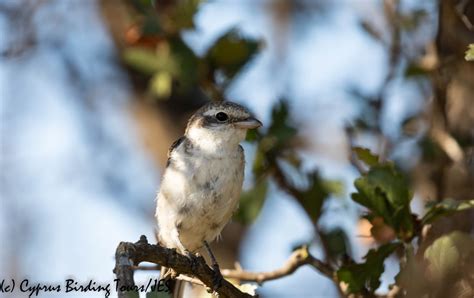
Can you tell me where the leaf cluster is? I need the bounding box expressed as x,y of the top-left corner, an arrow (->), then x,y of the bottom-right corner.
123,0 -> 261,100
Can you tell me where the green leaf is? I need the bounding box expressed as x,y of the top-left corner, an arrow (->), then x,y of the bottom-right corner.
206,29 -> 260,80
405,63 -> 429,77
150,71 -> 172,99
337,242 -> 400,294
123,47 -> 161,75
167,37 -> 199,91
421,199 -> 474,225
234,180 -> 268,224
252,100 -> 297,177
399,9 -> 428,30
424,231 -> 474,280
353,147 -> 379,167
170,0 -> 203,31
465,44 -> 474,61
351,164 -> 413,239
300,171 -> 331,221
245,128 -> 261,142
320,228 -> 351,261
142,13 -> 162,36
129,0 -> 157,13
266,100 -> 297,147
322,179 -> 345,197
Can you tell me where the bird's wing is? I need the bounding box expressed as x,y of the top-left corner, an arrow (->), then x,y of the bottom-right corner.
166,136 -> 186,167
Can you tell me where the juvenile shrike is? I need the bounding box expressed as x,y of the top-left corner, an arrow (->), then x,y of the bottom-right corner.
155,101 -> 262,285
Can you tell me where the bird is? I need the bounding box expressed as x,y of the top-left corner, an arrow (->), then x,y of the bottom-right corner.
155,101 -> 262,289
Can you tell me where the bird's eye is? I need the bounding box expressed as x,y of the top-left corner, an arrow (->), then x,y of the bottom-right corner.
215,112 -> 228,122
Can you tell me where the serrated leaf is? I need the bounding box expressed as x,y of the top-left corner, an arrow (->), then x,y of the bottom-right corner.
421,199 -> 474,225
424,231 -> 474,280
353,147 -> 379,167
351,164 -> 413,238
337,242 -> 400,294
465,44 -> 474,61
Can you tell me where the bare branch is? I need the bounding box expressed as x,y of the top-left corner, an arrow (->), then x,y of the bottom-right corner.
221,246 -> 335,285
176,275 -> 205,286
113,236 -> 254,298
431,127 -> 464,163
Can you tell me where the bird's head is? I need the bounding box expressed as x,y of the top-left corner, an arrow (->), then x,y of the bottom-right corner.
185,101 -> 262,152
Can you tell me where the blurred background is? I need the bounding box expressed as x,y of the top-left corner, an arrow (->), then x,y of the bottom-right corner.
1,0 -> 473,297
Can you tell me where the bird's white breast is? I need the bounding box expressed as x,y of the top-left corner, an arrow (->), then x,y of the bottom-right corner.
156,139 -> 244,252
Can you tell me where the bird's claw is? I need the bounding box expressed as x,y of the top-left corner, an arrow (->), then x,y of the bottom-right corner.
211,263 -> 223,291
184,250 -> 199,275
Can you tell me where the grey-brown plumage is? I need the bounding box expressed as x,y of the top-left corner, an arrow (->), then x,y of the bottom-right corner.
155,101 -> 262,254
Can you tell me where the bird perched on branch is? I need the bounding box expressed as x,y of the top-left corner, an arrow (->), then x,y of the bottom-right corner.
155,101 -> 262,288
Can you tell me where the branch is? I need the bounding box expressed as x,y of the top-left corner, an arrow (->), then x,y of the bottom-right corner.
431,127 -> 464,163
113,236 -> 254,298
221,246 -> 335,285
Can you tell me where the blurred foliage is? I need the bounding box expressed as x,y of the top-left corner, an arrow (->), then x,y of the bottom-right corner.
236,100 -> 340,225
422,199 -> 474,225
337,242 -> 400,294
251,101 -> 299,177
205,29 -> 260,84
123,0 -> 261,100
424,231 -> 474,281
352,149 -> 414,241
320,228 -> 351,263
342,148 -> 474,295
235,180 -> 268,225
465,44 -> 474,61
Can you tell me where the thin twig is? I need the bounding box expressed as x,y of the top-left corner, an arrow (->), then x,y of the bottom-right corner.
176,275 -> 205,286
221,246 -> 335,285
132,265 -> 161,271
431,127 -> 464,162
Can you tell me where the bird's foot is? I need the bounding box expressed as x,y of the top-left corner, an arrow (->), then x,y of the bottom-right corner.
210,263 -> 223,291
184,250 -> 200,275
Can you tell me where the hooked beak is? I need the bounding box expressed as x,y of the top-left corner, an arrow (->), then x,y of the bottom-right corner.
234,117 -> 262,129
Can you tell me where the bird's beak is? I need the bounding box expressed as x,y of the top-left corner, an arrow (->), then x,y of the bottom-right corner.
234,117 -> 262,129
